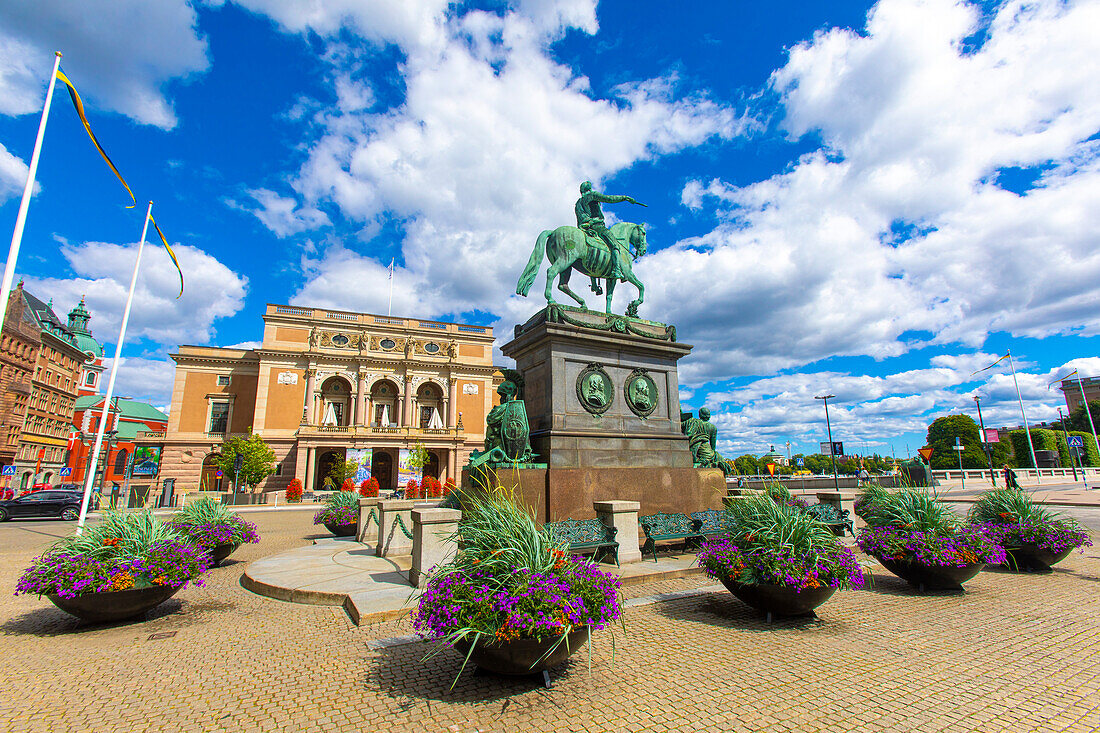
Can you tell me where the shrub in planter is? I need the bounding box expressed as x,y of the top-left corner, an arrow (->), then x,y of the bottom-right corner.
405,479 -> 423,500
285,479 -> 303,503
413,487 -> 622,682
168,498 -> 260,565
966,488 -> 1092,571
423,476 -> 442,499
763,481 -> 809,509
313,491 -> 359,536
857,489 -> 1005,590
443,479 -> 457,496
358,477 -> 379,498
16,511 -> 208,621
699,493 -> 863,617
340,478 -> 354,492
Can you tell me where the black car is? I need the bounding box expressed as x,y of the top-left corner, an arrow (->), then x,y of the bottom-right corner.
0,490 -> 86,522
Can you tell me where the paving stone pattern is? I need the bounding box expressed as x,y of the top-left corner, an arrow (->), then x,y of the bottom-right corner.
1,512 -> 1099,732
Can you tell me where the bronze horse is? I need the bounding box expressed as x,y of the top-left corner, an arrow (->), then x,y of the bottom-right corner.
516,222 -> 647,316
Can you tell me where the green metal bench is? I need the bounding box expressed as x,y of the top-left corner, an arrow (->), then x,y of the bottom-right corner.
547,518 -> 620,567
640,512 -> 705,562
804,503 -> 854,537
691,509 -> 731,537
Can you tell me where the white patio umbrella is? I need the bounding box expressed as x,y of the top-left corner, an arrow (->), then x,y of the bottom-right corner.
428,406 -> 443,429
379,404 -> 391,427
322,402 -> 337,426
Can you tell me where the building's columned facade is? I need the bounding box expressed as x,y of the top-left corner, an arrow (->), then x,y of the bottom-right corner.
162,304 -> 499,493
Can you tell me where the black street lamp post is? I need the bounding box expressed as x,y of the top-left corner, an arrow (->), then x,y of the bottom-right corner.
815,394 -> 840,492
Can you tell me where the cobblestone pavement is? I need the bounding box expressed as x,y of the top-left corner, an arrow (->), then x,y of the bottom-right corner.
1,511 -> 1099,733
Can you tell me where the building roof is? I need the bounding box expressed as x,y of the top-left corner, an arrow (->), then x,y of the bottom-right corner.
74,395 -> 168,423
65,298 -> 104,359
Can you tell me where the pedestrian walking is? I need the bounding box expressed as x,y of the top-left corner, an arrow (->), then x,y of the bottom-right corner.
1003,464 -> 1019,490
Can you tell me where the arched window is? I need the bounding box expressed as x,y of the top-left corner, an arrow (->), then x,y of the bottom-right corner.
114,448 -> 129,475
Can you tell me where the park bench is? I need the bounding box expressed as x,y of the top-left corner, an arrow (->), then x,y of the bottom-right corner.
640,512 -> 705,562
804,503 -> 855,537
691,509 -> 731,537
547,518 -> 620,567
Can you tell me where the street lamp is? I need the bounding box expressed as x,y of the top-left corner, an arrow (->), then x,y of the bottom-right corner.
973,395 -> 996,487
815,394 -> 840,492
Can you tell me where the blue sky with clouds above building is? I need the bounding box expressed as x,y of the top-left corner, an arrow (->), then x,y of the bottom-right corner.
1,0 -> 1099,459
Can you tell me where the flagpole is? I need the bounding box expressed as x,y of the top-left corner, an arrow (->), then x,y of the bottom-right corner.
1075,372 -> 1100,471
76,201 -> 154,533
0,51 -> 62,332
1007,350 -> 1040,483
387,258 -> 394,316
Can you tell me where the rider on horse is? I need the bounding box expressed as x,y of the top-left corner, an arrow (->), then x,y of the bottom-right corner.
575,181 -> 645,292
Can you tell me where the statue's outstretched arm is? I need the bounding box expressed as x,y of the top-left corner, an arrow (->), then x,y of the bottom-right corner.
594,193 -> 646,207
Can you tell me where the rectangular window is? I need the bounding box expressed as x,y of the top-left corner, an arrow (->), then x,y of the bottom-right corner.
208,401 -> 229,434
217,375 -> 230,386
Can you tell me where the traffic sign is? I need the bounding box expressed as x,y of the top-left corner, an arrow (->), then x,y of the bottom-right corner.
1068,436 -> 1084,448
1,465 -> 15,476
917,447 -> 934,462
796,457 -> 805,467
765,462 -> 776,476
59,467 -> 72,477
215,470 -> 223,478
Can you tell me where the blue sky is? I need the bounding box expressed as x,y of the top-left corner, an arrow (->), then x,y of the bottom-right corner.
1,0 -> 1099,459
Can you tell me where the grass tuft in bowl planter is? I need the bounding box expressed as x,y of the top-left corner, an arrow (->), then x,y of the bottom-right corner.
313,491 -> 359,536
413,487 -> 622,685
168,498 -> 260,565
856,489 -> 1005,591
699,493 -> 864,619
15,511 -> 209,622
966,488 -> 1092,572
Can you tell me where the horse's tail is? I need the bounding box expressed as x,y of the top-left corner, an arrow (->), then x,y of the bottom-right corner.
516,230 -> 551,296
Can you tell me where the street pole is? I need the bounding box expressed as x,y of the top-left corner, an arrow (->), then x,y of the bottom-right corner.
1073,373 -> 1100,473
1057,408 -> 1081,483
973,395 -> 996,486
955,437 -> 965,491
815,394 -> 840,492
1007,350 -> 1041,483
0,52 -> 62,333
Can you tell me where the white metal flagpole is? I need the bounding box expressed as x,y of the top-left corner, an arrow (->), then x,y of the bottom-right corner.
0,51 -> 62,332
1075,372 -> 1100,471
1007,350 -> 1040,483
387,258 -> 394,316
76,201 -> 154,533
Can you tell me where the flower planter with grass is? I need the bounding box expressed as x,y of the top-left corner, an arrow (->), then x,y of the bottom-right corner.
15,511 -> 208,622
168,498 -> 260,566
856,489 -> 1006,591
966,488 -> 1092,572
313,492 -> 359,537
698,494 -> 864,619
413,488 -> 622,682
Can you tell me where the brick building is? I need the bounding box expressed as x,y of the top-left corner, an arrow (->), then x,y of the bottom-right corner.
161,303 -> 499,495
7,287 -> 85,489
0,285 -> 42,470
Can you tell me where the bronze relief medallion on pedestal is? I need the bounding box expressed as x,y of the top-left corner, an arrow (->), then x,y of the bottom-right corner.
624,369 -> 658,418
576,363 -> 613,415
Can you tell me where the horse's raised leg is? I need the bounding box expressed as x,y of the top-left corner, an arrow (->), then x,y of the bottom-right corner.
604,278 -> 616,314
557,268 -> 588,309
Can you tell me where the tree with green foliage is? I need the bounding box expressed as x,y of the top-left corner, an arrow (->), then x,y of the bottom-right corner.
733,454 -> 759,475
926,415 -> 988,469
1066,400 -> 1100,434
326,459 -> 362,486
213,431 -> 277,488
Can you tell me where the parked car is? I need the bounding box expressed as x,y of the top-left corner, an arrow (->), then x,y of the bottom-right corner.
0,490 -> 86,522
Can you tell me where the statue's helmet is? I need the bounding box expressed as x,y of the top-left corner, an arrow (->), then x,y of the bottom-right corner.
580,181 -> 593,194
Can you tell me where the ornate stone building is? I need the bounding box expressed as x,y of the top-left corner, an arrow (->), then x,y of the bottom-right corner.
0,285 -> 43,471
161,303 -> 498,493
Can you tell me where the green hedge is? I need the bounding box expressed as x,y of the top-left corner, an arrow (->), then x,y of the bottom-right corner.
1008,429 -> 1099,468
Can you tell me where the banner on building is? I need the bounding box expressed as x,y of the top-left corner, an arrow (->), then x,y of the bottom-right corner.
397,448 -> 419,487
131,446 -> 162,476
346,448 -> 373,484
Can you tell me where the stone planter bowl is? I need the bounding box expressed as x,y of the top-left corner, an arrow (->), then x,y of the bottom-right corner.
207,542 -> 240,566
324,521 -> 357,537
48,584 -> 182,623
453,627 -> 591,676
877,556 -> 984,591
719,576 -> 836,617
1002,545 -> 1074,573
